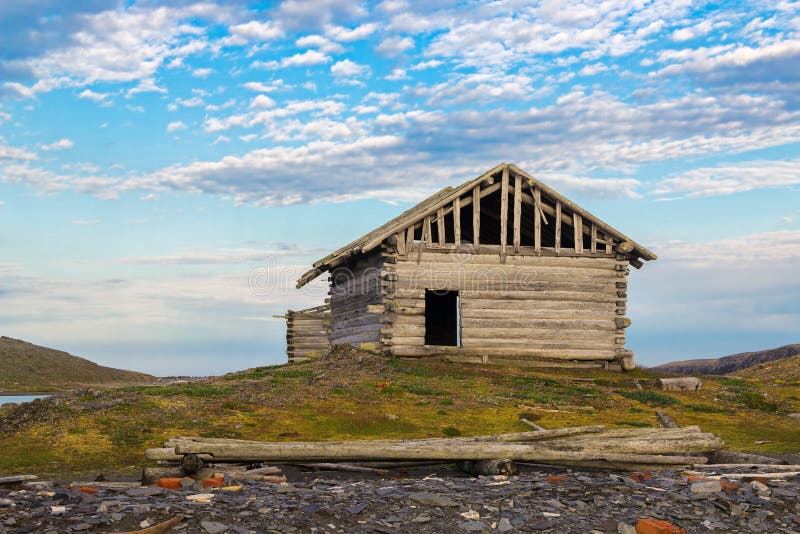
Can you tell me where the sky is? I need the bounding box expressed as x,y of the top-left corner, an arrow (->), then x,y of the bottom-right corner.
0,0 -> 798,376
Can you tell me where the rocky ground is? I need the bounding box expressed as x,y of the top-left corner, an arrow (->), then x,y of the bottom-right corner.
1,465 -> 798,533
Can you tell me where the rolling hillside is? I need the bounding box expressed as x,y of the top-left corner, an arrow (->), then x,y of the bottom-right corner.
653,344 -> 800,376
0,336 -> 152,391
731,353 -> 800,382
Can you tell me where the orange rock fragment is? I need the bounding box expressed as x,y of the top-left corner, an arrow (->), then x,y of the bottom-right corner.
636,518 -> 687,534
157,478 -> 183,490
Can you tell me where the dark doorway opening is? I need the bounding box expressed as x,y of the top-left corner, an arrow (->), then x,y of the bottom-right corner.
425,290 -> 460,346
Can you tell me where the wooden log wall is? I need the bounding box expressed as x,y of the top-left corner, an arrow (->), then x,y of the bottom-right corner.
329,250 -> 391,349
382,252 -> 629,363
286,304 -> 331,363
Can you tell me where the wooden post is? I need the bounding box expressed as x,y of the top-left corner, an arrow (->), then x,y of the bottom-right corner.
591,223 -> 597,254
405,225 -> 414,258
573,213 -> 583,254
533,187 -> 541,255
500,165 -> 509,260
424,216 -> 432,249
454,197 -> 461,246
396,232 -> 406,258
437,208 -> 445,246
555,200 -> 561,255
513,173 -> 521,253
473,186 -> 480,250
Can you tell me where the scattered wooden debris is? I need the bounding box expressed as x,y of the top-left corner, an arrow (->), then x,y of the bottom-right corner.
110,514 -> 184,534
520,418 -> 546,431
298,463 -> 388,475
656,410 -> 679,429
457,459 -> 519,476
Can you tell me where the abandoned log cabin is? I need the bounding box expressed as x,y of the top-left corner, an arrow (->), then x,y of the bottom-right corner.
286,163 -> 656,369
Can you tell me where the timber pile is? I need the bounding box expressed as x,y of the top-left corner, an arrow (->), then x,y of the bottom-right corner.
145,425 -> 725,474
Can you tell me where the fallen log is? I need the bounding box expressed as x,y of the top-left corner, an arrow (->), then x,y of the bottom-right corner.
69,481 -> 143,489
657,377 -> 701,391
706,450 -> 785,465
174,439 -> 708,470
692,464 -> 800,471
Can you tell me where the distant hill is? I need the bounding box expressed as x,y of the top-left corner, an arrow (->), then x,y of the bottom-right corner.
0,336 -> 152,391
653,344 -> 800,376
731,353 -> 800,381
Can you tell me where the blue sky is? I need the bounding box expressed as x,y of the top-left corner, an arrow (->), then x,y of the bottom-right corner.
0,0 -> 798,375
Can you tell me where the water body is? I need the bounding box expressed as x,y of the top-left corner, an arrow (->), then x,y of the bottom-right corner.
0,394 -> 50,404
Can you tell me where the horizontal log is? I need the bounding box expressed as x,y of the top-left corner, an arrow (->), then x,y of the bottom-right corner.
390,345 -> 617,359
399,253 -> 617,268
174,440 -> 708,469
461,317 -> 614,329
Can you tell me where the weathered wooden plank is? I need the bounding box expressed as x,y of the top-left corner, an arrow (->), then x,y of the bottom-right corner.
591,223 -> 597,254
437,208 -> 445,246
390,345 -> 617,359
533,186 -> 542,254
574,213 -> 583,254
472,186 -> 480,249
500,166 -> 509,259
513,173 -> 522,253
396,253 -> 617,268
461,317 -> 615,329
555,201 -> 561,255
453,197 -> 461,246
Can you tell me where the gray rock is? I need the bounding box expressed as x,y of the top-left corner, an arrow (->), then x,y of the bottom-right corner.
497,517 -> 513,532
459,520 -> 487,532
201,520 -> 230,534
407,492 -> 459,507
617,522 -> 637,534
126,487 -> 164,497
691,481 -> 722,496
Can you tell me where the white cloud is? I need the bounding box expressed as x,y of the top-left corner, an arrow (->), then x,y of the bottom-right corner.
410,59 -> 442,70
78,89 -> 110,102
250,94 -> 276,108
653,159 -> 800,198
255,50 -> 332,69
224,20 -> 284,46
192,68 -> 214,78
579,63 -> 608,76
169,96 -> 204,110
167,121 -> 187,133
385,68 -> 408,80
212,135 -> 231,144
243,81 -> 279,93
127,78 -> 167,97
376,36 -> 414,56
71,219 -> 100,225
295,35 -> 344,54
331,59 -> 370,78
672,19 -> 715,42
40,138 -> 74,151
0,139 -> 37,161
4,4 -> 221,96
0,201 -> 5,207
325,23 -> 378,42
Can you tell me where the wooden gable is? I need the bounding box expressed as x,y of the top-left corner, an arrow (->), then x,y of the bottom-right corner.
297,163 -> 656,288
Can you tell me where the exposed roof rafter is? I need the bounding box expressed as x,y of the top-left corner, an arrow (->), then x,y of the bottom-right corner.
296,163 -> 656,288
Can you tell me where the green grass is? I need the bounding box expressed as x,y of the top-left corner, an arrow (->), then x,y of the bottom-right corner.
614,421 -> 651,427
442,426 -> 462,437
685,403 -> 730,414
403,383 -> 439,395
616,390 -> 679,407
124,384 -> 232,397
734,390 -> 780,412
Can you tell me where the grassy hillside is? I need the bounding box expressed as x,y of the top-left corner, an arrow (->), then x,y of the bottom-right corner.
1,346 -> 798,477
732,354 -> 800,382
653,344 -> 800,375
0,337 -> 153,392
